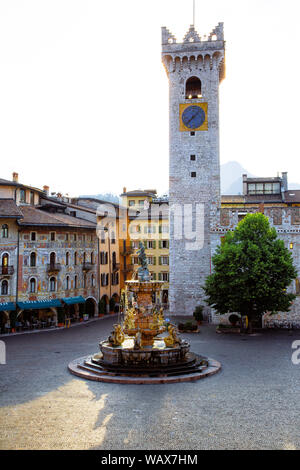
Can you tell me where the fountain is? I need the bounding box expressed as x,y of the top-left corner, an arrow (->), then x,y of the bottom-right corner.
68,241 -> 221,384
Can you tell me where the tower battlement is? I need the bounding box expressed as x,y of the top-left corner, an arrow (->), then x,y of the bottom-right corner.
162,24 -> 225,81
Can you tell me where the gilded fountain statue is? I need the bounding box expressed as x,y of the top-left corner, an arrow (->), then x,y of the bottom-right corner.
68,240 -> 221,383
97,242 -> 192,365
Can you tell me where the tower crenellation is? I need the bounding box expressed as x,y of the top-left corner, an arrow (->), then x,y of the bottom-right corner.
162,24 -> 225,81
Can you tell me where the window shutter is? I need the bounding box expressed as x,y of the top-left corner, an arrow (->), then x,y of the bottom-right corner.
153,241 -> 156,249
159,256 -> 161,265
159,241 -> 162,249
159,225 -> 162,233
158,273 -> 162,281
153,273 -> 156,280
143,240 -> 147,248
153,257 -> 156,265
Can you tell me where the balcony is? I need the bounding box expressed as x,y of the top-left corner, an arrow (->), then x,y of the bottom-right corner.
82,262 -> 94,272
112,263 -> 120,272
0,266 -> 14,276
121,265 -> 134,273
47,263 -> 61,273
120,247 -> 134,256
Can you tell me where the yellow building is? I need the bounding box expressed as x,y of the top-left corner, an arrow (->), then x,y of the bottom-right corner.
120,188 -> 169,306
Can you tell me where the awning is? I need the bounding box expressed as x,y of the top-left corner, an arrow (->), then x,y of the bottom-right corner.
0,302 -> 16,312
17,299 -> 62,310
61,296 -> 86,305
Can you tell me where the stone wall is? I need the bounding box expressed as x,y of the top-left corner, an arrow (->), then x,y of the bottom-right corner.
211,207 -> 300,327
162,25 -> 225,316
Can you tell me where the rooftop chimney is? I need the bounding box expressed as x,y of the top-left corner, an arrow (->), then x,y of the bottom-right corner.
43,185 -> 49,196
12,172 -> 19,183
281,172 -> 288,192
242,174 -> 247,195
123,187 -> 127,194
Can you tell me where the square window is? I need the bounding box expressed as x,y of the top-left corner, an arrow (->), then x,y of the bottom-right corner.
191,172 -> 196,177
190,132 -> 195,136
190,155 -> 196,161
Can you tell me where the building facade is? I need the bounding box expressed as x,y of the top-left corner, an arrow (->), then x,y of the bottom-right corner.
0,174 -> 121,333
120,188 -> 170,305
120,171 -> 300,326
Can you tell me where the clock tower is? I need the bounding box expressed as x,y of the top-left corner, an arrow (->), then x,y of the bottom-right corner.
161,23 -> 225,316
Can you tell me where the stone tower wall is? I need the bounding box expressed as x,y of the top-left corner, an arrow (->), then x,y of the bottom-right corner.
162,25 -> 225,315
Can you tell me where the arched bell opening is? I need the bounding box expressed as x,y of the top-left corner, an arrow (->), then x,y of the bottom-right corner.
185,76 -> 202,99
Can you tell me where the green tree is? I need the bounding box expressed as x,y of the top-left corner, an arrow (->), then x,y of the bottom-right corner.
204,213 -> 297,333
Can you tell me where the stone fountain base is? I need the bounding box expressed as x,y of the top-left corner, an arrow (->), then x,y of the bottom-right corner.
68,335 -> 221,384
68,354 -> 221,384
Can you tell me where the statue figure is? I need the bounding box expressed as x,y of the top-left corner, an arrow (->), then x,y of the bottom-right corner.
164,325 -> 182,348
158,308 -> 164,326
136,241 -> 150,281
124,308 -> 136,330
108,324 -> 125,346
149,311 -> 159,330
133,330 -> 142,349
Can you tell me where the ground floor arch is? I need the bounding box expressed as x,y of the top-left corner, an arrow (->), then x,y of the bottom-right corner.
0,311 -> 9,334
85,297 -> 98,317
14,308 -> 57,329
111,293 -> 120,312
99,295 -> 109,314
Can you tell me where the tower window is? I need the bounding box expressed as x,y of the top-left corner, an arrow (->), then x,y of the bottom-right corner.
190,132 -> 195,136
190,155 -> 196,161
185,76 -> 202,99
191,172 -> 196,177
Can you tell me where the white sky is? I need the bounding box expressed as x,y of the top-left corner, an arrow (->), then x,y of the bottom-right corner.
1,0 -> 300,197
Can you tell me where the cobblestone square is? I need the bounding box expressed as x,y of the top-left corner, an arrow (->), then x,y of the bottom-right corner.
0,317 -> 299,450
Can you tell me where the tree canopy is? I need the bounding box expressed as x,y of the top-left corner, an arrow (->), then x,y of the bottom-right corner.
204,213 -> 297,330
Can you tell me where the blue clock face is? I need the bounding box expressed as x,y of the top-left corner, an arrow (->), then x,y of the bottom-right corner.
182,105 -> 206,129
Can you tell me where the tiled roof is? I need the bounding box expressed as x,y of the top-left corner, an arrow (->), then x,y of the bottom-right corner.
0,199 -> 23,218
120,190 -> 157,197
0,178 -> 18,186
284,190 -> 300,203
245,177 -> 281,183
221,195 -> 245,203
18,206 -> 96,228
0,177 -> 43,193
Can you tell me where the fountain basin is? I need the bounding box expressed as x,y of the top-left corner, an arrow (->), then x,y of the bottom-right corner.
99,337 -> 190,366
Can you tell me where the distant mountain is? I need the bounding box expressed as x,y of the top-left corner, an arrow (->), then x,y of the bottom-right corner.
221,161 -> 255,195
79,193 -> 120,204
289,183 -> 300,190
80,164 -> 299,200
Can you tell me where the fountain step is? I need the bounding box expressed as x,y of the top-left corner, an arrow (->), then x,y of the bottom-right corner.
90,352 -> 202,372
68,355 -> 222,384
80,354 -> 208,378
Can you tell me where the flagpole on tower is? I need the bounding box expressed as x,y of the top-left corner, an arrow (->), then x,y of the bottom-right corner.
193,0 -> 195,26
